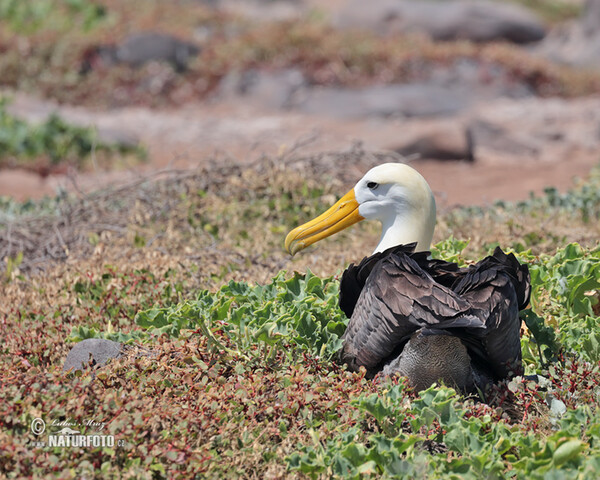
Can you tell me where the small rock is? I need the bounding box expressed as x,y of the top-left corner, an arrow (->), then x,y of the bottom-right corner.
392,123 -> 474,161
291,84 -> 469,118
425,59 -> 535,99
117,33 -> 199,70
81,32 -> 199,74
334,0 -> 546,44
534,0 -> 600,67
469,120 -> 541,156
63,339 -> 123,373
547,395 -> 567,417
218,58 -> 533,116
218,68 -> 307,109
96,128 -> 141,150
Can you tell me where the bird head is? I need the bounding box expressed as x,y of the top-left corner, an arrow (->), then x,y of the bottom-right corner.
285,163 -> 436,255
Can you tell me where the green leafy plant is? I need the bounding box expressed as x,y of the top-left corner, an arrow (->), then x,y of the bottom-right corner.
0,98 -> 145,170
67,267 -> 185,343
289,384 -> 597,479
525,243 -> 600,366
430,236 -> 470,265
3,150 -> 600,477
0,0 -> 106,33
134,270 -> 347,361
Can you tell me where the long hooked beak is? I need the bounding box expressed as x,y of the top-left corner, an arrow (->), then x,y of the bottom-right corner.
284,189 -> 364,255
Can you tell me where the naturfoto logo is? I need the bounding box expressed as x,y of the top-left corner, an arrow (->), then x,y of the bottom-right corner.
29,417 -> 124,449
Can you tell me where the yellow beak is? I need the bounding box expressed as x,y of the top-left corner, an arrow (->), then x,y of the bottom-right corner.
284,189 -> 364,255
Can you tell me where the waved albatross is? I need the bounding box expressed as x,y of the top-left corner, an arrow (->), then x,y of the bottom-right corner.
284,163 -> 530,393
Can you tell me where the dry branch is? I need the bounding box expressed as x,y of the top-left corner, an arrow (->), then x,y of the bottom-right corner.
0,147 -> 402,274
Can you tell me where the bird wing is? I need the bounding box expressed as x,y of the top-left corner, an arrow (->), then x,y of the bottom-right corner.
339,243 -> 418,319
451,248 -> 530,379
339,243 -> 467,318
340,249 -> 486,376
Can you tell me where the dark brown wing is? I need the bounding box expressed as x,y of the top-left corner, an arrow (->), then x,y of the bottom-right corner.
339,243 -> 418,319
451,247 -> 530,379
340,246 -> 530,380
340,250 -> 486,377
339,243 -> 467,318
420,256 -> 471,289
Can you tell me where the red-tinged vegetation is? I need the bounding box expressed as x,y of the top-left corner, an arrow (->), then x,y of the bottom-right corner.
2,157 -> 600,477
0,334 -> 379,478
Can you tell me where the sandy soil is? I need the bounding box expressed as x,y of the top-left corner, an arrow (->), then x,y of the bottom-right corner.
1,93 -> 599,208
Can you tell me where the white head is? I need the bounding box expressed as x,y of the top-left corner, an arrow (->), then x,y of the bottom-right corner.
354,163 -> 436,253
285,163 -> 437,255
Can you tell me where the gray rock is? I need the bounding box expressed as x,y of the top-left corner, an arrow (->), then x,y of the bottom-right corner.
218,68 -> 307,109
81,32 -> 199,74
291,84 -> 469,118
547,395 -> 567,418
425,59 -> 535,99
583,0 -> 600,36
96,128 -> 141,150
63,339 -> 123,373
117,33 -> 199,70
393,123 -> 474,161
469,120 -> 541,156
334,0 -> 546,44
534,0 -> 600,68
217,58 -> 534,118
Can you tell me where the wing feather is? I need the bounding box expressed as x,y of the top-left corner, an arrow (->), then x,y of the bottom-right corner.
452,249 -> 529,378
340,245 -> 530,381
339,243 -> 418,319
341,250 -> 485,376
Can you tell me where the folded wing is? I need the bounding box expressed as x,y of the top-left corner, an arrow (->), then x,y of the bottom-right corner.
340,245 -> 530,381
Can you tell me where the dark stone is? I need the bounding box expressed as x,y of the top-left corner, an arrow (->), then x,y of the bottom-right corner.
291,84 -> 469,118
582,0 -> 600,36
425,59 -> 535,99
334,0 -> 546,44
63,339 -> 123,373
393,123 -> 474,161
116,33 -> 199,70
81,32 -> 199,74
218,68 -> 306,108
535,0 -> 600,67
469,120 -> 540,155
217,57 -> 533,117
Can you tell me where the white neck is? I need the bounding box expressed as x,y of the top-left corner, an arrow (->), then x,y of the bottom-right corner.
374,215 -> 435,254
373,195 -> 436,254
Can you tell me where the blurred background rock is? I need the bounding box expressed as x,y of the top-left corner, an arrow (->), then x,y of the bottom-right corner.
0,0 -> 599,206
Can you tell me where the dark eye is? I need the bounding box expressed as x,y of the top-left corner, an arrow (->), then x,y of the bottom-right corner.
366,181 -> 379,190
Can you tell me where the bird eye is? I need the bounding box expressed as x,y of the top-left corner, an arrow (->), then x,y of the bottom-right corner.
366,181 -> 379,190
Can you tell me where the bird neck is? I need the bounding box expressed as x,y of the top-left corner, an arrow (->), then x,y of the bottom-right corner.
373,197 -> 436,254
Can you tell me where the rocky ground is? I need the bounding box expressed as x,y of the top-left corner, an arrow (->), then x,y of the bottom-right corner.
1,0 -> 599,208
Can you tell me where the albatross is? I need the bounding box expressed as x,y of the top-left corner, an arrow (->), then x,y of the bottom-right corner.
284,163 -> 530,392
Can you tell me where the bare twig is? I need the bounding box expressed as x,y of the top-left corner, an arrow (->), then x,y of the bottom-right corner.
0,147 -> 402,274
